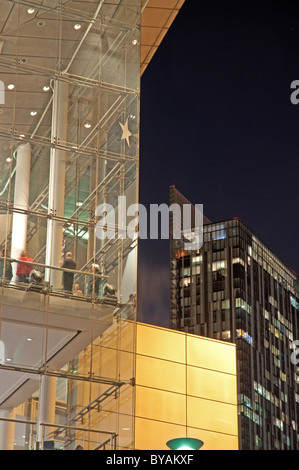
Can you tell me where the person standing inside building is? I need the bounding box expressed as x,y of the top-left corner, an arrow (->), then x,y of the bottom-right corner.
0,248 -> 12,282
88,263 -> 101,297
16,250 -> 34,283
62,252 -> 76,293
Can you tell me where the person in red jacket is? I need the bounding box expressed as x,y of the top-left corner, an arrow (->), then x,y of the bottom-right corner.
17,250 -> 34,283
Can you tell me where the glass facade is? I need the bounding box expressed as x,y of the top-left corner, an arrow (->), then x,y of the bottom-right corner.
170,201 -> 299,449
0,316 -> 238,450
0,0 -> 140,450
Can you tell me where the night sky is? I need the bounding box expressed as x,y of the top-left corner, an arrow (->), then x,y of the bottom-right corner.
137,0 -> 299,327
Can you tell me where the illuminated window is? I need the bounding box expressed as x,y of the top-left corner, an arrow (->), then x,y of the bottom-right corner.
183,267 -> 190,276
221,330 -> 231,340
212,261 -> 226,271
222,299 -> 230,309
232,257 -> 245,266
212,229 -> 226,241
235,298 -> 251,314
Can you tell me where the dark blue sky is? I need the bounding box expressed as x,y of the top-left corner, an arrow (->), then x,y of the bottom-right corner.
137,0 -> 299,327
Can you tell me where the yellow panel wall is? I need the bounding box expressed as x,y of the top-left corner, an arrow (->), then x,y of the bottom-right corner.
134,323 -> 238,450
75,320 -> 238,450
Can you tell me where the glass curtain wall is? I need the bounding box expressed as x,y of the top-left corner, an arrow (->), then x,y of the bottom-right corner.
0,0 -> 140,450
170,216 -> 299,450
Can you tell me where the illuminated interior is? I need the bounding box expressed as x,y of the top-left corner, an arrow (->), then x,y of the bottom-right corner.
0,0 -> 188,450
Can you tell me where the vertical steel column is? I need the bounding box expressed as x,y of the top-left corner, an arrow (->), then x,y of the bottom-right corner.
118,166 -> 125,301
45,79 -> 69,288
37,375 -> 57,449
11,142 -> 32,280
87,157 -> 97,264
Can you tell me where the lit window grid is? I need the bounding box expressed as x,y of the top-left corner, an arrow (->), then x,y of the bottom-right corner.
170,218 -> 299,449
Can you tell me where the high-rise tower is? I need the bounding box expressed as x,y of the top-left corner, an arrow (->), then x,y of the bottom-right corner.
169,186 -> 299,450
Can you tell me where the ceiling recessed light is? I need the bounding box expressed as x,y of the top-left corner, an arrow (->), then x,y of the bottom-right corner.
27,338 -> 32,341
43,85 -> 50,91
6,157 -> 12,162
30,110 -> 37,116
6,358 -> 11,361
74,24 -> 81,30
7,84 -> 14,90
83,122 -> 92,128
27,8 -> 35,14
37,21 -> 45,28
19,134 -> 25,138
132,39 -> 138,45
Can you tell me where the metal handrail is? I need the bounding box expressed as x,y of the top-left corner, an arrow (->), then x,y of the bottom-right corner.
0,256 -> 108,280
0,416 -> 118,450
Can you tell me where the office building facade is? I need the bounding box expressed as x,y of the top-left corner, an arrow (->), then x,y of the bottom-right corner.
169,186 -> 299,450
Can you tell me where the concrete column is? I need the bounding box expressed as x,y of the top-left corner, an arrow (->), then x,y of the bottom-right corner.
37,375 -> 57,448
45,79 -> 69,288
11,143 -> 31,280
0,408 -> 16,450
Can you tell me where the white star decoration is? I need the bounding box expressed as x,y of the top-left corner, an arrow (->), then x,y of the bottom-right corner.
119,118 -> 132,147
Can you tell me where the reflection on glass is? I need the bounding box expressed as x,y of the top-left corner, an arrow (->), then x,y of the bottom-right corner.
0,0 -> 140,451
